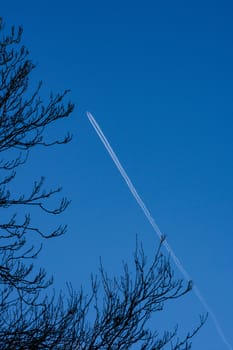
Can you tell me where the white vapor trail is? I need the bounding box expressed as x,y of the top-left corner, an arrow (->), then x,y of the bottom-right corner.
86,111 -> 232,350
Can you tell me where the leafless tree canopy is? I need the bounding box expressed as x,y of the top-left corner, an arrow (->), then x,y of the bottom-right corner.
0,21 -> 205,349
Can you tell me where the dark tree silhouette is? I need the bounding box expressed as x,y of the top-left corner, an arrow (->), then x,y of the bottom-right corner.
0,21 -> 205,349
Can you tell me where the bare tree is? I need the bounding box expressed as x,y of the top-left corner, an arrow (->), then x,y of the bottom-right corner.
0,20 -> 205,349
80,239 -> 206,350
0,20 -> 76,348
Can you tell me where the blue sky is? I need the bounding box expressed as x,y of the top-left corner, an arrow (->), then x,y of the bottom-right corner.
2,1 -> 233,349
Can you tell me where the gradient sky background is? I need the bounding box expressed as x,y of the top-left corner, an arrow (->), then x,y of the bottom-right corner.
2,1 -> 233,349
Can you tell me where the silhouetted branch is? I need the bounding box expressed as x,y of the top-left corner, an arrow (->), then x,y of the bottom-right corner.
0,21 -> 74,346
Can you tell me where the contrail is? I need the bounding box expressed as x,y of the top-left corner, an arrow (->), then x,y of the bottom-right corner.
86,111 -> 232,350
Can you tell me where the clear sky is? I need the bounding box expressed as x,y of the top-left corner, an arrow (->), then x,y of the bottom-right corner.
2,1 -> 233,349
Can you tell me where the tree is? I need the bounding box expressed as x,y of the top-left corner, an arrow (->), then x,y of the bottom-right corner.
0,21 -> 205,349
